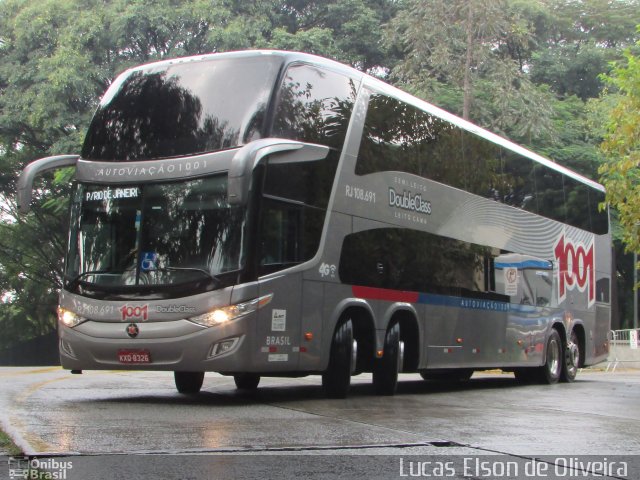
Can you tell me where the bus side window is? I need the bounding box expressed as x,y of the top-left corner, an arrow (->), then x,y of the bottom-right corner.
494,254 -> 552,306
356,94 -> 499,196
271,64 -> 357,150
258,149 -> 340,276
535,166 -> 566,224
356,95 -> 608,237
260,199 -> 302,268
501,150 -> 537,214
339,228 -> 502,298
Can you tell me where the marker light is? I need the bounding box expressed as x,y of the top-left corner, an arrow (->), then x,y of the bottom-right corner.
57,307 -> 87,328
189,294 -> 273,327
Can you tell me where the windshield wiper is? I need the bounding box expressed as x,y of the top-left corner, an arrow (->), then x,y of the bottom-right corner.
152,267 -> 222,287
65,267 -> 226,291
65,270 -> 119,289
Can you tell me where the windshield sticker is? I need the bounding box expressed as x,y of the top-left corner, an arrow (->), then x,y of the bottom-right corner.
140,252 -> 158,272
504,267 -> 518,296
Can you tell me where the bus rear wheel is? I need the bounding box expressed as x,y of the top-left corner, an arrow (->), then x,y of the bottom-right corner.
174,371 -> 204,394
561,330 -> 581,383
373,322 -> 402,396
538,330 -> 562,384
322,319 -> 356,398
234,373 -> 260,390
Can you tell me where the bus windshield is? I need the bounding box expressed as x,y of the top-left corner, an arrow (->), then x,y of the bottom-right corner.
81,55 -> 282,161
65,175 -> 246,298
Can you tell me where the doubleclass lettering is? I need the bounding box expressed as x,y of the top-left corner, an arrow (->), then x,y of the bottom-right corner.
389,187 -> 432,215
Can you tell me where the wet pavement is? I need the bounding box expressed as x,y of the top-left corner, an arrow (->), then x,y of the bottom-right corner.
1,368 -> 639,478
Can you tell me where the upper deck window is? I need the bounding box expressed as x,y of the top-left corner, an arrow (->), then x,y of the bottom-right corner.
82,56 -> 282,161
356,93 -> 608,235
271,64 -> 359,150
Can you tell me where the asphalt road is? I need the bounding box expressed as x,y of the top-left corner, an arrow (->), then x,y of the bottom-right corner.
1,367 -> 639,479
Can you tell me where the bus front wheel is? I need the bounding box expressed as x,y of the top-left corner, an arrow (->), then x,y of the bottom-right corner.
234,373 -> 260,390
322,319 -> 355,398
174,371 -> 204,394
372,322 -> 402,396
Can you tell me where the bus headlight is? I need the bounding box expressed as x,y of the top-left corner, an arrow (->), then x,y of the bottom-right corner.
57,307 -> 87,328
189,294 -> 273,327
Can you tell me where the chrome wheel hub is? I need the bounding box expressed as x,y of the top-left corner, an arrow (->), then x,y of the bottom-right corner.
567,341 -> 579,370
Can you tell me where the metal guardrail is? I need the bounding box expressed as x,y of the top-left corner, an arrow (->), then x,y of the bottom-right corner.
606,328 -> 640,372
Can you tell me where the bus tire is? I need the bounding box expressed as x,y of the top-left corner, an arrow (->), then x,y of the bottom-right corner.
373,322 -> 401,396
561,330 -> 581,383
538,330 -> 562,384
174,371 -> 204,394
234,373 -> 260,390
322,319 -> 355,398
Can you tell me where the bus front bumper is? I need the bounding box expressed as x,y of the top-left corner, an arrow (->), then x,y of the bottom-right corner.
58,318 -> 254,372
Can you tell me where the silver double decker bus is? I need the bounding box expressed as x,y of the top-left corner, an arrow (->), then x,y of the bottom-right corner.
18,50 -> 611,397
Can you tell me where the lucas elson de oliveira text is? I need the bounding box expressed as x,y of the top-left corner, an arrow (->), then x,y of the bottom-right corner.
398,457 -> 629,477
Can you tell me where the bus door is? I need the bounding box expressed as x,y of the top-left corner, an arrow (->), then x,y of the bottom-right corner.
253,195 -> 307,370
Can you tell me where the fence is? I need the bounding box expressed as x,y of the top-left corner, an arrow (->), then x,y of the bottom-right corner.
606,328 -> 640,371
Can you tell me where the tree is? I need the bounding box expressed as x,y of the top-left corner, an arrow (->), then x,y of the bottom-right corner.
528,0 -> 640,101
598,36 -> 640,256
269,0 -> 396,71
386,0 -> 554,142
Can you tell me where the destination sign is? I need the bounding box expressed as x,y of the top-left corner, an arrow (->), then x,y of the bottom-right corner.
85,187 -> 140,202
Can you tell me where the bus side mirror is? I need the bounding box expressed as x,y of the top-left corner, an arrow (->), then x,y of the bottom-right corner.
17,155 -> 80,214
228,139 -> 329,206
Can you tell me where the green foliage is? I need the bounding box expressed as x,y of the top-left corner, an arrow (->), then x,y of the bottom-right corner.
530,94 -> 604,179
527,0 -> 640,100
546,0 -> 640,47
0,197 -> 66,349
599,38 -> 640,255
0,428 -> 21,456
385,0 -> 555,142
530,43 -> 611,100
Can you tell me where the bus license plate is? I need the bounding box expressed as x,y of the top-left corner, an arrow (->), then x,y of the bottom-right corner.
118,349 -> 151,364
